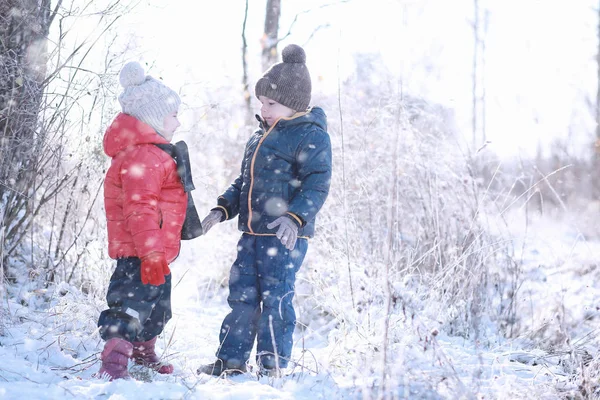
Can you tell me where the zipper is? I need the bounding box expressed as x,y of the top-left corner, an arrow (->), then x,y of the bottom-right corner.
247,120 -> 279,233
246,110 -> 310,233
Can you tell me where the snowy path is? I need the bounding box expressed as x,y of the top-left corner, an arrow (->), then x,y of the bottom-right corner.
0,290 -> 564,400
0,273 -> 348,400
1,215 -> 598,399
0,233 -> 351,399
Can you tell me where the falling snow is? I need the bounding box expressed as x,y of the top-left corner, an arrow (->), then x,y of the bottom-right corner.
2,0 -> 600,399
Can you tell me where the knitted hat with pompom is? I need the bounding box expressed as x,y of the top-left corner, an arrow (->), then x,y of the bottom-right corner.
255,44 -> 312,112
118,62 -> 181,136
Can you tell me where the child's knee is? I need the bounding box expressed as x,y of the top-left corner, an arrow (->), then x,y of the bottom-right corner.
228,285 -> 260,305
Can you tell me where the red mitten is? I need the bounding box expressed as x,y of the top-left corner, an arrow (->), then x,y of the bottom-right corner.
140,253 -> 170,286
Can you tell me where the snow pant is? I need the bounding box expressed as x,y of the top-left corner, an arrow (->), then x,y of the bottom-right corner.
216,233 -> 308,369
98,257 -> 172,342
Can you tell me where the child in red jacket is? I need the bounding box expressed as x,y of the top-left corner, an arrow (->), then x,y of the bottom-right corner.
97,61 -> 200,380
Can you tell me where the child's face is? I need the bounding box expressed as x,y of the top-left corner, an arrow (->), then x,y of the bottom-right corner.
258,96 -> 296,126
162,111 -> 180,141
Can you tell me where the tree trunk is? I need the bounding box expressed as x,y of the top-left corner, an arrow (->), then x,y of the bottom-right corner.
262,0 -> 281,72
472,0 -> 487,150
241,0 -> 252,124
596,0 -> 600,156
0,0 -> 52,266
481,9 -> 488,145
472,0 -> 479,149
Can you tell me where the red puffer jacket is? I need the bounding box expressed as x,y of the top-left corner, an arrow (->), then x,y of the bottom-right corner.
103,113 -> 186,263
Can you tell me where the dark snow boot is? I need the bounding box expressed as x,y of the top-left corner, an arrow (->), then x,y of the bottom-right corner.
258,366 -> 281,378
197,359 -> 247,377
132,336 -> 174,374
97,337 -> 133,380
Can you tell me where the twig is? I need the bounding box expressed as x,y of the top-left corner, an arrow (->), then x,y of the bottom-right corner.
336,30 -> 355,310
268,315 -> 280,376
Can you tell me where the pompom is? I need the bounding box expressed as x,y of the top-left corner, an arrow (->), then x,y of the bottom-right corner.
282,44 -> 306,64
119,61 -> 146,88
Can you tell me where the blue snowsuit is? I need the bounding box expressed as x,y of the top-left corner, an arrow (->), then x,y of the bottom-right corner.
214,107 -> 332,368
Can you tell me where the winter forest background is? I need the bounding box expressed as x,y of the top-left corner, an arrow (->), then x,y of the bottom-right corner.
2,0 -> 600,399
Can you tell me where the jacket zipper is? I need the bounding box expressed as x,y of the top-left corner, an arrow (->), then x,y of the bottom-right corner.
247,120 -> 279,233
246,110 -> 310,233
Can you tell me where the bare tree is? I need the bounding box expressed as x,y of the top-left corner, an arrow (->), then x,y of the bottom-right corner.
261,0 -> 281,72
1,0 -> 57,282
472,0 -> 479,148
0,0 -> 58,333
1,0 -> 131,295
471,0 -> 488,149
241,0 -> 252,122
596,0 -> 600,157
259,1 -> 350,74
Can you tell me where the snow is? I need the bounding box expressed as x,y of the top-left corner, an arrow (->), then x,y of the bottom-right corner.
1,211 -> 597,399
4,0 -> 600,398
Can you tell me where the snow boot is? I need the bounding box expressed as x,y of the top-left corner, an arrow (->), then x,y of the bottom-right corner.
197,358 -> 247,377
258,366 -> 281,378
97,337 -> 133,380
132,336 -> 174,374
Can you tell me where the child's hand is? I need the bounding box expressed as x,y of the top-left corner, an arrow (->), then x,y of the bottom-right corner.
201,210 -> 223,234
267,216 -> 298,250
140,252 -> 170,286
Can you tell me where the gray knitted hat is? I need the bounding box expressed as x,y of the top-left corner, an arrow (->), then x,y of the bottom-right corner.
118,61 -> 181,135
255,44 -> 311,111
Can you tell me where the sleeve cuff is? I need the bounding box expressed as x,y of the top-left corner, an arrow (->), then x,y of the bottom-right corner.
216,196 -> 231,221
212,205 -> 229,221
286,212 -> 304,228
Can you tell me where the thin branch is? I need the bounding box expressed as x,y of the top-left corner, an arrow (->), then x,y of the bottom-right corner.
302,24 -> 330,47
47,0 -> 64,30
241,0 -> 251,118
276,0 -> 350,45
55,177 -> 104,272
336,32 -> 355,310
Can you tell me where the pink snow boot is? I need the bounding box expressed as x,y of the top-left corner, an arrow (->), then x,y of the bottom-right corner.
97,338 -> 133,380
132,336 -> 174,374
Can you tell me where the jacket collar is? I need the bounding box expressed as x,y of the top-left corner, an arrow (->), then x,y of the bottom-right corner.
254,106 -> 327,132
103,113 -> 169,157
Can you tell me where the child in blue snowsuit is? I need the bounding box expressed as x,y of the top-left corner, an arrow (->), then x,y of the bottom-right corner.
198,44 -> 332,377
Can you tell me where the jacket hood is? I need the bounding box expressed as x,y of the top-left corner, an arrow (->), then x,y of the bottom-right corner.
257,106 -> 327,132
103,113 -> 169,157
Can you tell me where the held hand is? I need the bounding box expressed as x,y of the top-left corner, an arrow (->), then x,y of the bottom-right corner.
140,252 -> 170,286
267,216 -> 299,251
201,210 -> 223,234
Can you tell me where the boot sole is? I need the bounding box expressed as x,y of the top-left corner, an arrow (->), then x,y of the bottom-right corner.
197,367 -> 246,377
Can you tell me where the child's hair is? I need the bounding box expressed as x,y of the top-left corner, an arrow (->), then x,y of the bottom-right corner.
254,44 -> 312,112
118,61 -> 181,135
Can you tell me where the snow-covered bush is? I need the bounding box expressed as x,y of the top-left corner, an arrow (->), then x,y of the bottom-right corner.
286,57 -> 520,395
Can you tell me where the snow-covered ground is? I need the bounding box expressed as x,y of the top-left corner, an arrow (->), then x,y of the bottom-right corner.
1,210 -> 599,399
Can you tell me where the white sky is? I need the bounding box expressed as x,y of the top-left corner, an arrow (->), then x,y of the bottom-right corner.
101,0 -> 599,157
